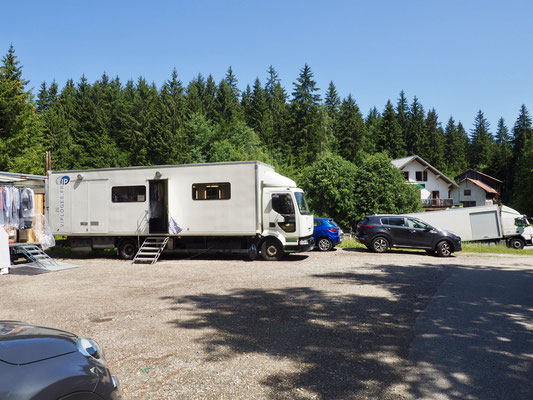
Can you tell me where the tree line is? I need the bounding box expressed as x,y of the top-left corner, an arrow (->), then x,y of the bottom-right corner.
1,45 -> 532,225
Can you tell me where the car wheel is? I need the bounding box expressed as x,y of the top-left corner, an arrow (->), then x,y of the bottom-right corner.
436,241 -> 452,257
261,238 -> 284,261
317,237 -> 333,251
508,238 -> 525,250
118,239 -> 137,260
371,237 -> 389,253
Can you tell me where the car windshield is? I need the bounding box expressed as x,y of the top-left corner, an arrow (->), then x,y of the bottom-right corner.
294,192 -> 311,215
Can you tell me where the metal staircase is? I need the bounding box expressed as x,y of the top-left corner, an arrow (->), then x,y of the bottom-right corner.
132,237 -> 169,264
13,244 -> 59,269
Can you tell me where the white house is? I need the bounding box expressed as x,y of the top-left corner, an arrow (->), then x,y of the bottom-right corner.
450,178 -> 499,207
391,155 -> 459,209
450,170 -> 501,208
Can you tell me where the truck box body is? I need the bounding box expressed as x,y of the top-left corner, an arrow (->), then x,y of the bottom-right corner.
47,161 -> 314,259
406,205 -> 533,247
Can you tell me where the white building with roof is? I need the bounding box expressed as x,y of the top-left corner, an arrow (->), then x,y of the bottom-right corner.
391,155 -> 459,210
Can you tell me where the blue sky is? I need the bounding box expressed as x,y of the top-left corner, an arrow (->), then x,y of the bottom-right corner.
2,0 -> 532,133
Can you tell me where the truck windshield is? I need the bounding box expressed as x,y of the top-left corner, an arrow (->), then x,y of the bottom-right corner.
294,192 -> 311,215
516,217 -> 530,227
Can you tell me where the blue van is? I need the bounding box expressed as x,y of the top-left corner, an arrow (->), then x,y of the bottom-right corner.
313,217 -> 343,251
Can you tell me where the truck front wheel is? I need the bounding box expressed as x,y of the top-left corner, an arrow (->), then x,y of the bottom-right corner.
261,238 -> 284,261
118,239 -> 138,260
508,238 -> 525,250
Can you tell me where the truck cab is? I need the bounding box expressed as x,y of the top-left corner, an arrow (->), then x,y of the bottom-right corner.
261,187 -> 314,260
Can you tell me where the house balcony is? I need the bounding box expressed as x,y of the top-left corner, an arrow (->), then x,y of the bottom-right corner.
422,198 -> 454,208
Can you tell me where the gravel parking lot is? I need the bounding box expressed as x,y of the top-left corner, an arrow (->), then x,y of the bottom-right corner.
2,249 -> 532,400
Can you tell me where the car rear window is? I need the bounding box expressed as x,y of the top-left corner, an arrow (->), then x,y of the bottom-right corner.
328,219 -> 339,227
384,217 -> 405,226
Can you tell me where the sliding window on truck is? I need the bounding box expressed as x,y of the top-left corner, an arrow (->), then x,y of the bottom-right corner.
272,193 -> 296,233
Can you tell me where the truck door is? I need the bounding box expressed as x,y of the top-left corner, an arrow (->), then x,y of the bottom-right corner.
149,180 -> 168,234
71,180 -> 109,234
263,190 -> 299,241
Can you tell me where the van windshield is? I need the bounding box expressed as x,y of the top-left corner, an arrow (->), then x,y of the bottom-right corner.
294,192 -> 311,215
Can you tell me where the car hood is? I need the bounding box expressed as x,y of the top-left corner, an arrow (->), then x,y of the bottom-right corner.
0,321 -> 78,365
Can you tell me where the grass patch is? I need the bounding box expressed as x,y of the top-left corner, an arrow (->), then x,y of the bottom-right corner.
461,242 -> 533,255
338,237 -> 365,249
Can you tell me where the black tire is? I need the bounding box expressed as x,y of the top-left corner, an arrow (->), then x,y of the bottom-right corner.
261,238 -> 284,261
118,239 -> 138,260
508,238 -> 525,250
436,240 -> 453,257
371,236 -> 389,253
317,237 -> 333,251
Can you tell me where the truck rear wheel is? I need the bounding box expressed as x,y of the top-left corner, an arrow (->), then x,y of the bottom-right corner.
261,238 -> 284,261
118,239 -> 138,260
508,238 -> 525,250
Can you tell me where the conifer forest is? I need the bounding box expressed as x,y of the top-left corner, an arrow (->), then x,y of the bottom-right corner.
1,45 -> 532,228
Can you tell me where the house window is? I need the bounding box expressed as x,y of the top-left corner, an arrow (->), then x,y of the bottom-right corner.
403,171 -> 409,180
112,186 -> 146,202
464,189 -> 471,196
415,171 -> 428,181
192,183 -> 231,200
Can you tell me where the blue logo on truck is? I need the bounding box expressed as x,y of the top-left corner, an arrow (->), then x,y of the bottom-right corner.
57,176 -> 70,185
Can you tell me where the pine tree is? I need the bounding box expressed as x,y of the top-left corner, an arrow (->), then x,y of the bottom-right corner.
224,66 -> 240,99
406,96 -> 427,156
486,117 -> 512,202
249,77 -> 273,148
469,110 -> 493,170
512,134 -> 533,216
365,106 -> 382,154
335,95 -> 367,162
240,84 -> 252,125
425,108 -> 446,170
512,105 -> 533,160
444,117 -> 468,176
377,100 -> 404,158
289,64 -> 324,164
265,67 -> 288,162
153,68 -> 185,164
396,90 -> 409,148
0,45 -> 43,173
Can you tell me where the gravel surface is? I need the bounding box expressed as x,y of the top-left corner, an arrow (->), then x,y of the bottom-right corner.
1,249 -> 532,399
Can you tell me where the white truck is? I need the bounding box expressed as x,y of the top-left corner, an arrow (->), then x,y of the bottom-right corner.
407,205 -> 533,249
47,161 -> 315,261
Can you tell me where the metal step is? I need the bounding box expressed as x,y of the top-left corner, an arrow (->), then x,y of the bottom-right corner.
132,237 -> 169,264
12,244 -> 59,269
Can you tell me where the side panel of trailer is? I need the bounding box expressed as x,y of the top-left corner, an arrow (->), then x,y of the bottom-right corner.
406,205 -> 502,241
48,163 -> 266,237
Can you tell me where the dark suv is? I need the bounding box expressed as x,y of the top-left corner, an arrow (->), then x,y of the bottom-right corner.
356,215 -> 462,257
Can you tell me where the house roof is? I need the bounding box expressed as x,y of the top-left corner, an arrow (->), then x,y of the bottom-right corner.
454,169 -> 503,183
463,178 -> 498,194
391,155 -> 459,188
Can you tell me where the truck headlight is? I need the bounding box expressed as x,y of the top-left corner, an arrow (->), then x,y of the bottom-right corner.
77,337 -> 106,366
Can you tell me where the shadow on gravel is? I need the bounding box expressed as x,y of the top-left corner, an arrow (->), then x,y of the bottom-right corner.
162,263 -> 533,399
162,263 -> 455,399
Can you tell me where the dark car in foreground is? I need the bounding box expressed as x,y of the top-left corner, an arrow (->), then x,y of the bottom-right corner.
356,215 -> 462,257
0,321 -> 120,400
313,217 -> 343,251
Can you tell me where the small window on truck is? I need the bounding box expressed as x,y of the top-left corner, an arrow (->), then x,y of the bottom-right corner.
112,186 -> 146,202
192,183 -> 231,200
